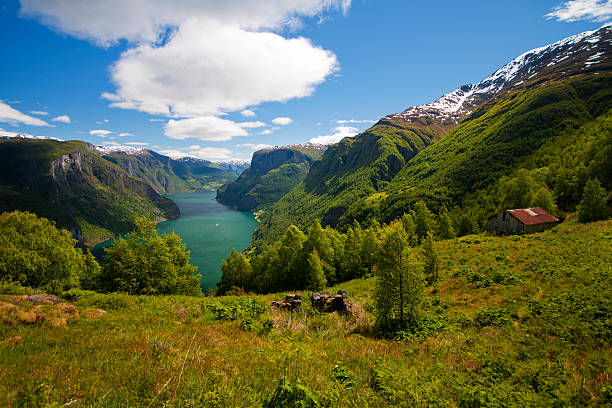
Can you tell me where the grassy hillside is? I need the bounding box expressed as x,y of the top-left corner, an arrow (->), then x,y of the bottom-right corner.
217,144 -> 326,212
379,74 -> 612,219
2,219 -> 609,407
103,151 -> 236,194
0,139 -> 179,246
253,121 -> 438,248
254,73 -> 612,248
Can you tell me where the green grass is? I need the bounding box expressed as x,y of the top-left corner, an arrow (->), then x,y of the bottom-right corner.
1,220 -> 610,407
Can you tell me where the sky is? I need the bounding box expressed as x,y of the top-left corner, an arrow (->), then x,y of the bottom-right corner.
1,0 -> 611,161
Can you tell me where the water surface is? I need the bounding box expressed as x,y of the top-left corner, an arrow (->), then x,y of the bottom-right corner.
157,191 -> 258,291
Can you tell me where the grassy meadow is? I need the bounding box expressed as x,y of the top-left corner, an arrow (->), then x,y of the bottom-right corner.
0,219 -> 610,407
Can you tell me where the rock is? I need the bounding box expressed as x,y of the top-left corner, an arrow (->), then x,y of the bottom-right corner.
271,294 -> 303,310
25,294 -> 63,305
0,336 -> 23,346
310,290 -> 353,314
85,309 -> 106,319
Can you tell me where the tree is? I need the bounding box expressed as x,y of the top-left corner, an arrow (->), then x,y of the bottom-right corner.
532,187 -> 557,214
0,210 -> 100,293
577,178 -> 608,223
101,218 -> 200,295
306,250 -> 326,291
437,209 -> 456,240
277,225 -> 306,289
422,232 -> 440,284
401,212 -> 418,246
374,221 -> 424,333
361,221 -> 381,276
218,248 -> 252,295
456,212 -> 477,237
413,201 -> 435,240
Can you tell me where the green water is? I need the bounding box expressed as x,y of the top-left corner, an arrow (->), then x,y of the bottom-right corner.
94,191 -> 258,292
158,191 -> 258,291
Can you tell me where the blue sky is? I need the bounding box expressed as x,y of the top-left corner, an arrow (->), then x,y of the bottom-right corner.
1,0 -> 610,161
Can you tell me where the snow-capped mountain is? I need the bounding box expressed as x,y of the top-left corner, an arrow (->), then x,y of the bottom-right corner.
386,25 -> 612,126
94,144 -> 147,155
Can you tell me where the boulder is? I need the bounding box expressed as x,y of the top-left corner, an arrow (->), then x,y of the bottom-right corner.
311,290 -> 352,314
271,294 -> 302,310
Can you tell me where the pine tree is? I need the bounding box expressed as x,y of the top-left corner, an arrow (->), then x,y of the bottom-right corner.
577,178 -> 608,223
437,209 -> 456,240
306,250 -> 326,291
422,232 -> 439,284
374,221 -> 424,333
414,201 -> 435,240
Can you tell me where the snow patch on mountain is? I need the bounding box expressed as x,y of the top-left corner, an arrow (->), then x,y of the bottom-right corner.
387,25 -> 611,125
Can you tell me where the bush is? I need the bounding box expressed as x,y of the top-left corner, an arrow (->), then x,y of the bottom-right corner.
475,307 -> 511,328
101,218 -> 201,295
0,211 -> 100,293
265,378 -> 318,408
205,297 -> 266,321
577,178 -> 608,223
331,364 -> 359,388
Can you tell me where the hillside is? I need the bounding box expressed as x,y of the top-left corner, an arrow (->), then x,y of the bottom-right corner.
101,148 -> 236,194
253,26 -> 612,248
1,219 -> 609,406
0,139 -> 179,246
216,143 -> 326,212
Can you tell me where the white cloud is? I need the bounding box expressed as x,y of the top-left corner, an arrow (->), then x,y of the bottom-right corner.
159,147 -> 236,161
164,116 -> 249,141
124,141 -> 149,146
310,125 -> 358,145
52,114 -> 71,124
237,143 -> 273,150
336,119 -> 375,124
96,119 -> 110,124
271,117 -> 293,125
89,129 -> 113,137
20,1 -> 351,46
29,110 -> 48,115
21,1 -> 349,144
260,129 -> 273,135
546,0 -> 612,22
149,118 -> 165,122
101,20 -> 338,117
118,132 -> 134,137
238,121 -> 266,129
0,101 -> 51,126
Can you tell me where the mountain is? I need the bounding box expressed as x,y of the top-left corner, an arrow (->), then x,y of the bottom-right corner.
216,143 -> 326,212
100,147 -> 236,194
215,160 -> 251,176
253,26 -> 612,248
0,138 -> 179,246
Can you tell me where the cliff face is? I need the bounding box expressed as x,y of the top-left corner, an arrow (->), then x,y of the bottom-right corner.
216,144 -> 326,212
0,139 -> 179,246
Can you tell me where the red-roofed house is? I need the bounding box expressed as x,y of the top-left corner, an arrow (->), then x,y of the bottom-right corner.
487,207 -> 560,234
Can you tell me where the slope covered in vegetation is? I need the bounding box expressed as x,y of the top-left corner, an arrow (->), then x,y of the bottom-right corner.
0,139 -> 179,246
103,150 -> 236,194
1,219 -> 610,407
217,144 -> 326,212
254,72 -> 612,248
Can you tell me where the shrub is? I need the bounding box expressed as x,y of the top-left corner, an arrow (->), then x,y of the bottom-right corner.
265,378 -> 318,408
331,364 -> 359,388
0,210 -> 100,293
475,307 -> 511,328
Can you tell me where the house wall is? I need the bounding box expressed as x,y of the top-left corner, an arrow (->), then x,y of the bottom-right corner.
524,222 -> 559,234
487,211 -> 525,234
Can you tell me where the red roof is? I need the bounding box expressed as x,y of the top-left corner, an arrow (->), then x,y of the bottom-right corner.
508,207 -> 559,225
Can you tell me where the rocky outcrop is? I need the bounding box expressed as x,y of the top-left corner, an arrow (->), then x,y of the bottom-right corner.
271,293 -> 303,310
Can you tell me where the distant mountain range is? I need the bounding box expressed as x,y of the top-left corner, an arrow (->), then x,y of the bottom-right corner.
251,25 -> 612,248
0,139 -> 239,246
